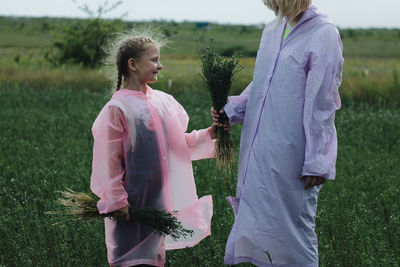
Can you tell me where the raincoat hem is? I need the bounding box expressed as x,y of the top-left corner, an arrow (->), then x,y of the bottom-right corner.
109,258 -> 164,267
224,255 -> 318,267
165,195 -> 213,250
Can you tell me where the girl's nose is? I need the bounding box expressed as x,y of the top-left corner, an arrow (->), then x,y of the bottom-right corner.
158,63 -> 163,70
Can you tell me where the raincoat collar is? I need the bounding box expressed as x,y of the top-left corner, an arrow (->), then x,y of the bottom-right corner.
298,5 -> 322,25
283,5 -> 324,32
280,5 -> 326,47
112,85 -> 152,99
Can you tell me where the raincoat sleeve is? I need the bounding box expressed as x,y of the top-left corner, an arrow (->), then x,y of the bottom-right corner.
185,128 -> 215,160
90,105 -> 129,213
302,31 -> 344,180
171,95 -> 215,160
224,81 -> 253,125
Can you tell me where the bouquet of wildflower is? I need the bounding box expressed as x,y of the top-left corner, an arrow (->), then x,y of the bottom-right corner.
200,39 -> 241,173
47,189 -> 193,240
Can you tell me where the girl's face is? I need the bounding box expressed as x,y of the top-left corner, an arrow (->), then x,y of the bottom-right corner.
133,44 -> 163,84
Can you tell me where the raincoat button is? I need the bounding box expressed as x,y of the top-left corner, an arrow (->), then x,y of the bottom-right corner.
163,156 -> 167,160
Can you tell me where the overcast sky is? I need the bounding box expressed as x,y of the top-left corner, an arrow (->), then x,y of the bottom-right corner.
1,0 -> 400,28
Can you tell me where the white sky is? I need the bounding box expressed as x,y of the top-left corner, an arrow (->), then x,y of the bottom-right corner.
1,0 -> 400,28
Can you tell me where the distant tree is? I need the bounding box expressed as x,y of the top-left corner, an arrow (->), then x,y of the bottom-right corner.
347,29 -> 355,38
51,1 -> 125,67
72,0 -> 128,19
239,26 -> 249,33
162,28 -> 171,37
53,18 -> 122,67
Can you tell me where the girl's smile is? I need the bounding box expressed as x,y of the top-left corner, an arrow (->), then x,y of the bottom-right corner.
134,44 -> 163,84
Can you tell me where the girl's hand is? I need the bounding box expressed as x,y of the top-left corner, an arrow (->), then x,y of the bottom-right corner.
211,107 -> 230,133
113,205 -> 130,222
299,175 -> 326,189
209,122 -> 219,139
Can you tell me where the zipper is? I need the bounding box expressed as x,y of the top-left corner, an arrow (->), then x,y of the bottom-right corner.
240,40 -> 284,197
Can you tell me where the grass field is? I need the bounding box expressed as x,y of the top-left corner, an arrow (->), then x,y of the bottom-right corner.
1,87 -> 399,266
1,16 -> 400,266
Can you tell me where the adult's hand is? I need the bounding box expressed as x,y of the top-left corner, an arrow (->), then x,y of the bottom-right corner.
299,175 -> 325,190
211,107 -> 230,133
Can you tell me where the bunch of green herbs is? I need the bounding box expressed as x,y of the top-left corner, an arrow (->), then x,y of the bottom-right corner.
47,189 -> 193,240
200,39 -> 241,173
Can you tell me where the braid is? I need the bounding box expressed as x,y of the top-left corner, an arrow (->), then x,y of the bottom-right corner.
116,70 -> 122,91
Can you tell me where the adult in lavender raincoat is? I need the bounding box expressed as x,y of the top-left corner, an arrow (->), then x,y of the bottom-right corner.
221,1 -> 343,266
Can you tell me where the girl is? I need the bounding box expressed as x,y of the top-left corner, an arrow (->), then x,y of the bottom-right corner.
90,30 -> 216,267
213,0 -> 343,266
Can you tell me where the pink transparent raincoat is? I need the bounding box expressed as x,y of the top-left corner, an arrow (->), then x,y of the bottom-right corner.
90,87 -> 214,267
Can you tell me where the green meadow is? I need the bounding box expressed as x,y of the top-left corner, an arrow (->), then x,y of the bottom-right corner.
0,16 -> 400,266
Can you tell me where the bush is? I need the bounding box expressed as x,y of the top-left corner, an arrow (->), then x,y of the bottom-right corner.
52,18 -> 122,68
219,45 -> 257,57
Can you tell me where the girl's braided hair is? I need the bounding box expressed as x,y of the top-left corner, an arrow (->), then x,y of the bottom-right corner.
102,27 -> 167,93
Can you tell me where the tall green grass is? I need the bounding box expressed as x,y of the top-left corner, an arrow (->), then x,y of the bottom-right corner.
1,86 -> 399,266
2,55 -> 400,106
318,103 -> 400,266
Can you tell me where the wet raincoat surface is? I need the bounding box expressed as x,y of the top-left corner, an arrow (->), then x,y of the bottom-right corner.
223,6 -> 343,267
90,87 -> 214,267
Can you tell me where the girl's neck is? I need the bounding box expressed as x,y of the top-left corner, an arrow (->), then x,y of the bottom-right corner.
124,79 -> 147,93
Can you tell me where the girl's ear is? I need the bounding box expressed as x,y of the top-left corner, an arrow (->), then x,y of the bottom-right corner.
128,58 -> 137,71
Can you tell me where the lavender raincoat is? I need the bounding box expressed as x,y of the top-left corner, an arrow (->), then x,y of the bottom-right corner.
90,87 -> 214,267
224,6 -> 343,266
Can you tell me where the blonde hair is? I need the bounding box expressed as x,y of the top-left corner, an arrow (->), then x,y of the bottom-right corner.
264,0 -> 311,25
102,26 -> 167,92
